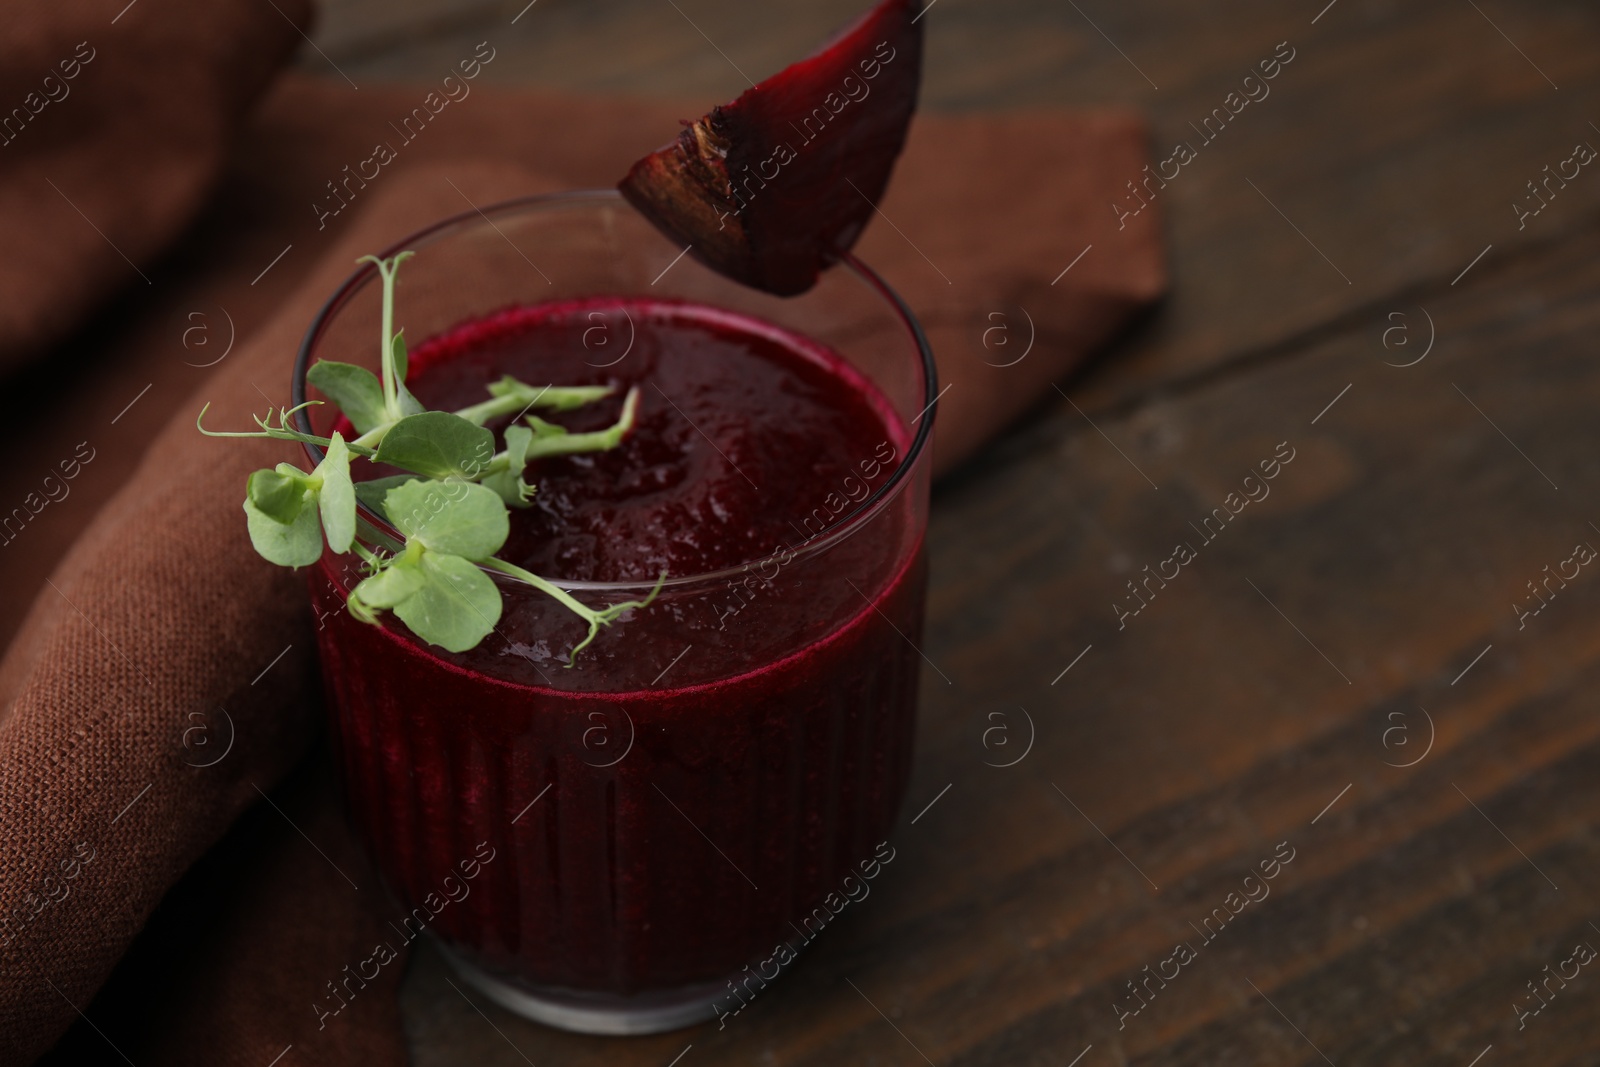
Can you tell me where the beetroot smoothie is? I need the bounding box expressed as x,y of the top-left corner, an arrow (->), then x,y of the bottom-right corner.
307,298 -> 926,1012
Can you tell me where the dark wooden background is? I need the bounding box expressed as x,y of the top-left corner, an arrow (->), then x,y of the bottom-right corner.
301,1 -> 1600,1063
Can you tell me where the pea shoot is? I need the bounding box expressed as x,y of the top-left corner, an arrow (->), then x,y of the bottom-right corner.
200,251 -> 662,660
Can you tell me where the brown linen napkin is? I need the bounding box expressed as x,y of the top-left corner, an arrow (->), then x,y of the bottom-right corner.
0,65 -> 1164,1067
0,0 -> 312,374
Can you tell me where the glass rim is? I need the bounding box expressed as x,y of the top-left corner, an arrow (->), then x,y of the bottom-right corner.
290,188 -> 938,593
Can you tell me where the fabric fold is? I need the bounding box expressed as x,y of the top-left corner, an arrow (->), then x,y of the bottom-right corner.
0,0 -> 314,372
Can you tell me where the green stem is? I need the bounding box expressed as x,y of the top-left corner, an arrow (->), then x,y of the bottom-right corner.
358,251 -> 414,416
523,387 -> 641,461
478,452 -> 513,477
481,558 -> 606,623
453,381 -> 615,427
351,423 -> 393,451
196,404 -> 380,458
453,395 -> 533,427
481,557 -> 665,666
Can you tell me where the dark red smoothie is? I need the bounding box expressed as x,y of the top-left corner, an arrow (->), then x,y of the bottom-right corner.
308,297 -> 925,1000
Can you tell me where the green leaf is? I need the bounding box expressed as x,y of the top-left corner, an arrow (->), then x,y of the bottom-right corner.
353,474 -> 419,519
481,424 -> 536,506
394,381 -> 426,420
349,560 -> 425,614
384,479 -> 508,560
391,329 -> 409,383
246,467 -> 308,525
244,496 -> 322,567
391,345 -> 426,421
525,415 -> 567,439
317,432 -> 356,553
306,361 -> 387,435
374,411 -> 495,480
393,552 -> 501,652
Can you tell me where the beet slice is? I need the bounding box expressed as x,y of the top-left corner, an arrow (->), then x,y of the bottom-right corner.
619,0 -> 924,296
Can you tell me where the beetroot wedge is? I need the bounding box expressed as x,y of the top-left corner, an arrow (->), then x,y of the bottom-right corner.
619,0 -> 924,296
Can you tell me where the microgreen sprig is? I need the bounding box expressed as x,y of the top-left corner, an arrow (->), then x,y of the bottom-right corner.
200,250 -> 661,661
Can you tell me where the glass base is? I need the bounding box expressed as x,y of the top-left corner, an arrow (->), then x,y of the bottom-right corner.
438,940 -> 727,1035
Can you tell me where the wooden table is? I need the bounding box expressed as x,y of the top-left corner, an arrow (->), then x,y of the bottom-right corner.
306,1 -> 1600,1063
